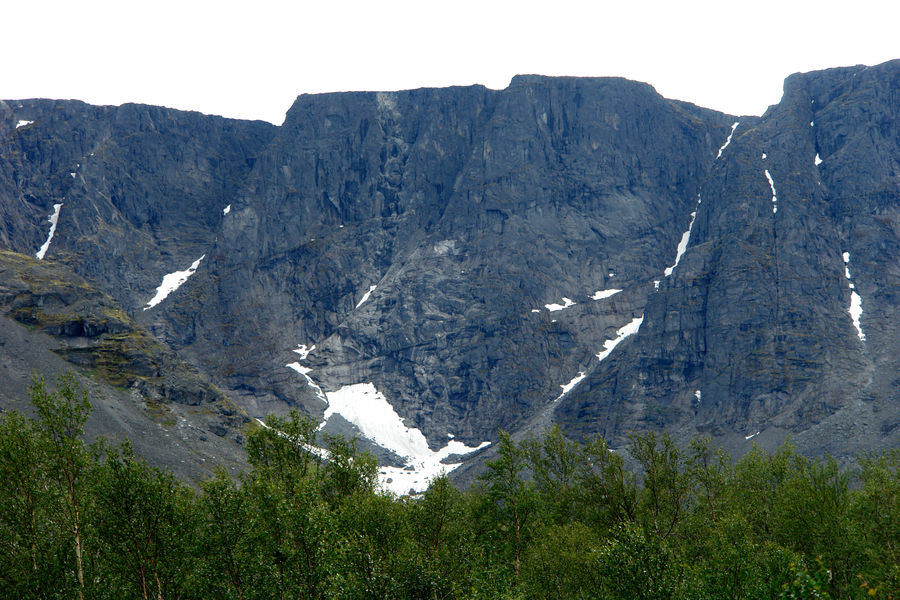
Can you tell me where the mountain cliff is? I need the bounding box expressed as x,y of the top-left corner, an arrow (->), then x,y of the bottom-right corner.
2,61 -> 898,490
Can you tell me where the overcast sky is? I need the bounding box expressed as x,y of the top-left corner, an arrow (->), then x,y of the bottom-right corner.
2,0 -> 898,125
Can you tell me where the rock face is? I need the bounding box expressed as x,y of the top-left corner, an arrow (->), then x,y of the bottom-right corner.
558,62 -> 900,462
2,61 -> 899,482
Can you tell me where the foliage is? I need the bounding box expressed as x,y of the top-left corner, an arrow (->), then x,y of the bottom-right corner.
2,372 -> 900,599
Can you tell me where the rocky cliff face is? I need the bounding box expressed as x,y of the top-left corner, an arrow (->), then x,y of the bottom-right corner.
558,62 -> 900,463
2,61 -> 899,489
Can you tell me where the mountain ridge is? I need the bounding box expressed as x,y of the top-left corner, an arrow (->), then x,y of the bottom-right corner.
2,61 -> 899,489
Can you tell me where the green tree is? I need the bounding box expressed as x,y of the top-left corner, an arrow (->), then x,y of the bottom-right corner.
328,491 -> 415,599
687,513 -> 800,599
630,431 -> 690,540
577,434 -> 638,531
850,449 -> 900,597
244,411 -> 333,599
196,468 -> 255,600
685,435 -> 731,526
409,474 -> 484,599
778,557 -> 834,600
731,442 -> 802,542
243,413 -> 359,600
91,440 -> 196,600
595,522 -> 686,600
778,455 -> 857,591
522,425 -> 582,526
320,432 -> 378,505
477,430 -> 534,585
246,411 -> 323,491
520,521 -> 603,600
30,373 -> 93,600
0,409 -> 59,599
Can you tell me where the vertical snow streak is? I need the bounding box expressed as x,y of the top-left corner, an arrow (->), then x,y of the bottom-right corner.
664,196 -> 700,277
716,122 -> 740,159
663,120 -> 736,278
764,170 -> 777,214
842,252 -> 866,341
35,203 -> 63,260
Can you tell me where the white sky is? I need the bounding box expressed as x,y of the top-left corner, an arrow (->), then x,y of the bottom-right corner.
2,0 -> 898,125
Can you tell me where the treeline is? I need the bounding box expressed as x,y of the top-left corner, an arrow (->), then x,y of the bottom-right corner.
1,374 -> 899,599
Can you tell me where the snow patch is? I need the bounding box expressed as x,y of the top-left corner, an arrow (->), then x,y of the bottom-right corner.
285,342 -> 326,402
716,121 -> 739,159
356,284 -> 377,308
545,297 -> 575,312
143,255 -> 205,309
815,154 -> 823,166
531,309 -> 541,313
745,431 -> 760,440
664,194 -> 701,277
764,170 -> 778,214
15,120 -> 32,129
761,153 -> 767,160
590,289 -> 622,300
70,172 -> 76,179
322,383 -> 432,458
842,252 -> 866,341
694,390 -> 702,402
555,371 -> 586,401
35,203 -> 63,260
223,204 -> 231,215
595,316 -> 644,362
286,362 -> 327,402
849,292 -> 865,341
654,280 -> 660,290
323,383 -> 490,495
293,344 -> 315,360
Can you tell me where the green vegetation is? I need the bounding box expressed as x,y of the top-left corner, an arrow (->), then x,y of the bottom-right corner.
0,250 -> 233,409
2,373 -> 899,599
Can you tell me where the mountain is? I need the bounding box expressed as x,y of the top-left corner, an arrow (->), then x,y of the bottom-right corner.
2,60 -> 899,491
